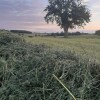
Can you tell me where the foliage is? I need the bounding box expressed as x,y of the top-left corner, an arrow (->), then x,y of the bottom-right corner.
0,32 -> 23,46
0,33 -> 100,100
45,32 -> 88,36
10,30 -> 32,34
95,30 -> 100,35
44,0 -> 91,37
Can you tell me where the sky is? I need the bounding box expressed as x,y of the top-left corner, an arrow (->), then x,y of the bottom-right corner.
0,0 -> 100,33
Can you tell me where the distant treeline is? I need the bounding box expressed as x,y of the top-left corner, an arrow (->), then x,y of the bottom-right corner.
0,29 -> 100,36
45,32 -> 88,36
95,30 -> 100,35
10,30 -> 32,34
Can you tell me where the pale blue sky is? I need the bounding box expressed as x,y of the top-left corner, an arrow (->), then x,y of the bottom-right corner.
0,0 -> 100,33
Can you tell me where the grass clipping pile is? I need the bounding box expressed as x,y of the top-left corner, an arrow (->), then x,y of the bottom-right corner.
0,33 -> 100,100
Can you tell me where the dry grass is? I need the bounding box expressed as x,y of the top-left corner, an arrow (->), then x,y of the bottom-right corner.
24,35 -> 100,62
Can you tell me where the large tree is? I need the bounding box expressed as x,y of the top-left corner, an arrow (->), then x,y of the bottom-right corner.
44,0 -> 91,37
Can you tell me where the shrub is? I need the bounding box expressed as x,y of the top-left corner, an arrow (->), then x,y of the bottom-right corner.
95,30 -> 100,35
0,33 -> 100,100
0,32 -> 23,46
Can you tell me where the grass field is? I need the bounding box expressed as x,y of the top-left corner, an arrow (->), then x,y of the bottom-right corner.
25,35 -> 100,62
0,32 -> 100,100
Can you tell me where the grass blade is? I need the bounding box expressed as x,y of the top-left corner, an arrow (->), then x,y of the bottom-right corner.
53,74 -> 77,100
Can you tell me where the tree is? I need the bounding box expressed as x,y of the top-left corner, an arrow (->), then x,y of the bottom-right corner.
44,0 -> 91,37
95,30 -> 100,35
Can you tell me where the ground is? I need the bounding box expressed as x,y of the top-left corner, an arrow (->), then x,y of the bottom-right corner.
24,35 -> 100,62
0,32 -> 100,100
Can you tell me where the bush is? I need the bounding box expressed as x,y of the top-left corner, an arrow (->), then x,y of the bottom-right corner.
0,33 -> 100,100
95,30 -> 100,35
0,32 -> 23,46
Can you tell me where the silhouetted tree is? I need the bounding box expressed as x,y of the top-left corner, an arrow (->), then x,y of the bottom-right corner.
95,30 -> 100,35
44,0 -> 91,37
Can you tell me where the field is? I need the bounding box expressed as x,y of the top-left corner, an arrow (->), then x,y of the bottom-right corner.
25,35 -> 100,62
0,32 -> 100,100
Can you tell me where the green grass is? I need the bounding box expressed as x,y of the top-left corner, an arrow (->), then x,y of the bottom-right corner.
24,35 -> 100,61
0,32 -> 100,100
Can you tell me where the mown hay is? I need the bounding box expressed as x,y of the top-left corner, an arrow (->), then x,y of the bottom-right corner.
0,33 -> 100,100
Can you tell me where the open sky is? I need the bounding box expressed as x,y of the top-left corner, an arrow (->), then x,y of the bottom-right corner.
0,0 -> 100,33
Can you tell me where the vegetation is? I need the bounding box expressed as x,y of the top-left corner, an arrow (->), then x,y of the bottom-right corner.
0,0 -> 99,99
25,35 -> 100,61
45,32 -> 88,36
10,30 -> 32,34
95,30 -> 100,35
0,32 -> 100,100
44,0 -> 91,37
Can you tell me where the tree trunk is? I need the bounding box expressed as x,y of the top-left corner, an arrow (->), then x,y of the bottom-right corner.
63,26 -> 68,38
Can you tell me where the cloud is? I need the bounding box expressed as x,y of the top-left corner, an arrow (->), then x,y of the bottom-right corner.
83,0 -> 90,2
93,5 -> 100,8
0,0 -> 46,28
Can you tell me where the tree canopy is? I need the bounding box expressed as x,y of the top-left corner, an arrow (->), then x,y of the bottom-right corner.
44,0 -> 91,37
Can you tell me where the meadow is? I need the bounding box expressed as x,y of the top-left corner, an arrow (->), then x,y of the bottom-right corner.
0,32 -> 100,100
25,35 -> 100,62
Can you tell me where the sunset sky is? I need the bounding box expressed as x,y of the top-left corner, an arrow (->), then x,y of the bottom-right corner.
0,0 -> 100,33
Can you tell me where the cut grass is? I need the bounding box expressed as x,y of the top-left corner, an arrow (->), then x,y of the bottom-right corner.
24,35 -> 100,62
53,74 -> 77,100
0,33 -> 100,100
